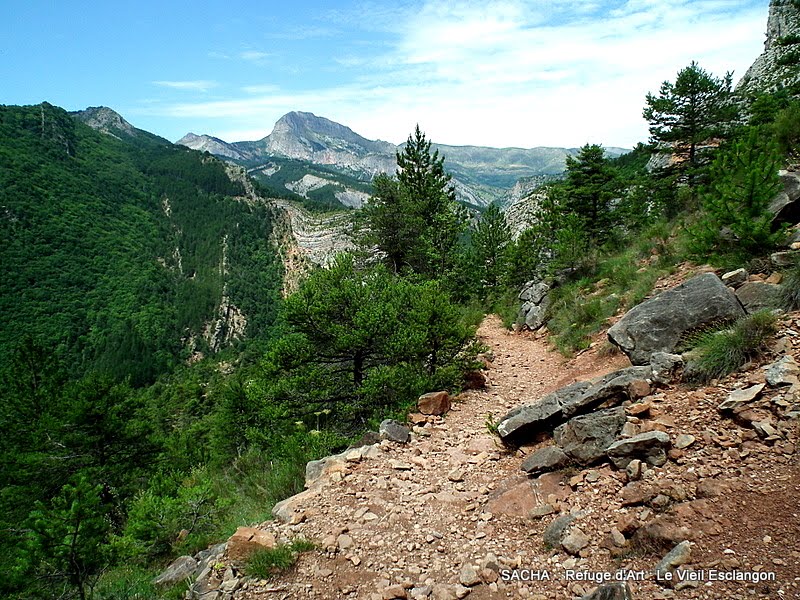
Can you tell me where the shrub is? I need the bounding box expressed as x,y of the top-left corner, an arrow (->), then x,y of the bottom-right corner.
684,311 -> 777,383
245,539 -> 314,580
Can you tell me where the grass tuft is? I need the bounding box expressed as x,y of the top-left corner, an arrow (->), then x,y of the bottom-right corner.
683,311 -> 777,384
245,538 -> 315,580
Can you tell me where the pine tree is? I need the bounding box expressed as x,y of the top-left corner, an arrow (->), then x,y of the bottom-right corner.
362,126 -> 466,279
563,144 -> 618,242
643,62 -> 736,190
692,127 -> 783,259
471,203 -> 511,295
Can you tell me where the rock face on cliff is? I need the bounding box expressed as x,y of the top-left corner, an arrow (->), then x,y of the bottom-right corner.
736,0 -> 800,98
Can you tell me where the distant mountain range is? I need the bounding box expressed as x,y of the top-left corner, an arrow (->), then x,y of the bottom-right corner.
178,111 -> 629,209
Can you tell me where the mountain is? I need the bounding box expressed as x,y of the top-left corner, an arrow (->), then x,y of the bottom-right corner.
0,103 -> 284,385
178,111 -> 630,208
736,0 -> 800,99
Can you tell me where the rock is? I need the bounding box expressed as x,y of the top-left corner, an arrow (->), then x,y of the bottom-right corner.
766,272 -> 783,284
650,352 -> 684,385
463,370 -> 487,390
674,434 -> 696,450
721,268 -> 748,288
554,407 -> 626,465
561,526 -> 590,555
497,381 -> 591,443
606,431 -> 672,469
735,281 -> 782,313
519,281 -> 550,304
765,355 -> 800,386
655,541 -> 692,587
380,419 -> 411,443
459,563 -> 481,587
627,380 -> 651,399
382,584 -> 408,599
543,514 -> 576,549
625,459 -> 644,481
718,383 -> 765,411
153,555 -> 198,586
520,446 -> 571,474
607,273 -> 745,365
272,488 -> 317,522
518,281 -> 551,330
305,453 -> 347,487
418,391 -> 451,415
226,527 -> 276,563
771,251 -> 798,268
498,368 -> 651,444
581,582 -> 633,600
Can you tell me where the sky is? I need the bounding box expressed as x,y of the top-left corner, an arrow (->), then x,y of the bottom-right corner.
1,0 -> 770,149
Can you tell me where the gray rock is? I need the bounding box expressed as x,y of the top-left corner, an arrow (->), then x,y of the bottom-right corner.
379,419 -> 411,443
770,172 -> 800,227
650,352 -> 684,385
721,268 -> 748,288
718,383 -> 765,411
520,446 -> 570,474
561,526 -> 590,555
764,355 -> 800,386
581,582 -> 634,600
607,273 -> 745,365
606,431 -> 672,469
655,540 -> 692,587
735,281 -> 782,313
771,251 -> 799,268
498,367 -> 650,445
519,281 -> 550,304
154,555 -> 198,586
497,381 -> 591,444
562,367 -> 653,418
554,407 -> 626,465
305,453 -> 346,487
523,297 -> 550,330
543,514 -> 576,549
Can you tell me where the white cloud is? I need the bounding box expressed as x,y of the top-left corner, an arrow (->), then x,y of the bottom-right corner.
144,1 -> 768,148
152,80 -> 218,92
240,50 -> 271,62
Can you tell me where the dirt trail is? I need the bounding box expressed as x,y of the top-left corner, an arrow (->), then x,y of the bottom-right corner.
236,315 -> 800,600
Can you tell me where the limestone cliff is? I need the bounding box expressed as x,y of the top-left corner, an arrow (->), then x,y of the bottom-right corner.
736,0 -> 800,97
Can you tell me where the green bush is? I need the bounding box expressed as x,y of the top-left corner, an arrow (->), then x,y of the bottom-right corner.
245,539 -> 314,580
684,311 -> 777,383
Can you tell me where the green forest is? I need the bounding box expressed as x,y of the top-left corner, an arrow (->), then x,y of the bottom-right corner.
1,54 -> 800,599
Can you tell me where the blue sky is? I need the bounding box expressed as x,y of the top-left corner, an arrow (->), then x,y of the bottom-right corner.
2,0 -> 769,148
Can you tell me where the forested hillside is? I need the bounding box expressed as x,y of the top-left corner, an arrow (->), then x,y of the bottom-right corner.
0,103 -> 283,385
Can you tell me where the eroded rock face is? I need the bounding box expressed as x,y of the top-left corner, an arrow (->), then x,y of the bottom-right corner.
607,273 -> 745,365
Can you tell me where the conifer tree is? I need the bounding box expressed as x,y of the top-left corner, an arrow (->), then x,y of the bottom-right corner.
643,62 -> 736,190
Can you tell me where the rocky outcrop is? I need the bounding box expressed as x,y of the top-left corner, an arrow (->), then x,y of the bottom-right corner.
607,273 -> 745,365
735,281 -> 782,313
736,0 -> 800,100
272,199 -> 355,267
517,280 -> 551,330
606,431 -> 672,469
418,391 -> 451,415
498,366 -> 652,444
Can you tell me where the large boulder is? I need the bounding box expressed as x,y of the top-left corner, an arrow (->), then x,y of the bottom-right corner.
498,367 -> 651,445
379,419 -> 410,443
554,407 -> 626,465
497,381 -> 591,444
607,273 -> 745,365
518,281 -> 551,330
769,170 -> 800,226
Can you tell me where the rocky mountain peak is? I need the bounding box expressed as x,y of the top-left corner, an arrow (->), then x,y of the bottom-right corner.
72,105 -> 136,137
176,132 -> 247,160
